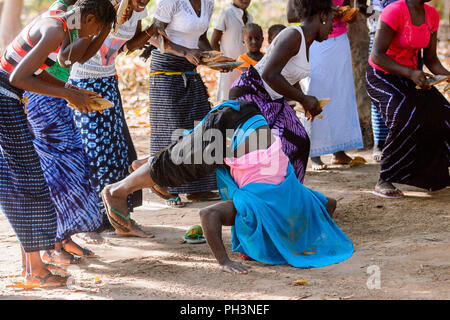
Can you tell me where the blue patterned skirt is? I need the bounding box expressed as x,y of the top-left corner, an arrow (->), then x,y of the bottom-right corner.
0,72 -> 57,252
149,52 -> 217,194
69,76 -> 142,226
25,92 -> 102,241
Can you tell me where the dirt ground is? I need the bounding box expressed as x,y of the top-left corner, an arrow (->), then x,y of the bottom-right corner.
0,112 -> 449,300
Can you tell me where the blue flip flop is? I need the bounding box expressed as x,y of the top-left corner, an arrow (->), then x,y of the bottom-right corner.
165,196 -> 186,208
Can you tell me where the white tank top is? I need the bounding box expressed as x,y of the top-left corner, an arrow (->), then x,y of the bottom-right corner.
254,25 -> 311,101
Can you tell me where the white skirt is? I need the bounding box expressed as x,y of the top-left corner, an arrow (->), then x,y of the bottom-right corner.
216,69 -> 241,101
301,33 -> 363,157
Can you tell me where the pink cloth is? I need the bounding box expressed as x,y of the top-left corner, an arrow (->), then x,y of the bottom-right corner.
329,0 -> 347,38
369,0 -> 440,73
224,137 -> 289,188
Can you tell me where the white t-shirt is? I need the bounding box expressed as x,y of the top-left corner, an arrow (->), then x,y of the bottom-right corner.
215,4 -> 252,59
154,0 -> 214,50
214,4 -> 253,101
70,5 -> 148,79
254,26 -> 311,101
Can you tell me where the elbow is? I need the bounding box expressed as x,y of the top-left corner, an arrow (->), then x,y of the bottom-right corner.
199,207 -> 218,225
370,52 -> 382,67
9,73 -> 21,89
261,69 -> 276,86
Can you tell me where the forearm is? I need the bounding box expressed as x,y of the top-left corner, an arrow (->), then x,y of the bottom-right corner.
11,73 -> 70,99
425,58 -> 450,76
198,34 -> 213,52
149,35 -> 189,57
125,29 -> 154,52
200,211 -> 232,265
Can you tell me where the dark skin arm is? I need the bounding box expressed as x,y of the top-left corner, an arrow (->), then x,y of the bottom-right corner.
148,18 -> 205,65
261,29 -> 321,117
371,21 -> 434,88
198,31 -> 213,52
10,22 -> 93,112
210,29 -> 223,52
123,21 -> 159,52
200,201 -> 250,274
423,31 -> 450,76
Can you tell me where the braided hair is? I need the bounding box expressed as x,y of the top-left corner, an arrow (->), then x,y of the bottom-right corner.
292,0 -> 333,21
74,0 -> 117,28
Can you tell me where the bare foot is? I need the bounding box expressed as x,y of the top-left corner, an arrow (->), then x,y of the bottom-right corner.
220,260 -> 251,274
325,197 -> 337,219
373,179 -> 404,199
75,232 -> 104,245
331,151 -> 353,165
114,219 -> 154,238
311,156 -> 327,170
372,145 -> 383,162
62,238 -> 96,258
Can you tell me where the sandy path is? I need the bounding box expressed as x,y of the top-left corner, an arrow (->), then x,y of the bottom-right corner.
0,144 -> 448,300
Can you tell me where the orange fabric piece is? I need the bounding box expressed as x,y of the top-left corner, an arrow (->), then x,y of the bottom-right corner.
237,53 -> 263,71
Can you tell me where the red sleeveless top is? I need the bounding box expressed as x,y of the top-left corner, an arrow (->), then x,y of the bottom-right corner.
0,10 -> 68,76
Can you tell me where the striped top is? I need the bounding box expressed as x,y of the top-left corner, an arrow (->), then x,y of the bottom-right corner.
0,10 -> 68,76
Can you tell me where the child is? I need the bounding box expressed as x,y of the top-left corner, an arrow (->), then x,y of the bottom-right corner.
211,0 -> 253,102
101,100 -> 354,274
237,23 -> 264,73
267,24 -> 286,44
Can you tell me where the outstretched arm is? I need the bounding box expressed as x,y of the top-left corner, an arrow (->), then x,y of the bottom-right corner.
199,201 -> 250,274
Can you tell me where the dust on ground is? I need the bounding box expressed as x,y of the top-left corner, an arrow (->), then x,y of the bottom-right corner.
0,131 -> 448,300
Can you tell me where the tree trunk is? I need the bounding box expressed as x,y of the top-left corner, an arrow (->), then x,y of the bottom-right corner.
347,13 -> 373,148
0,0 -> 24,53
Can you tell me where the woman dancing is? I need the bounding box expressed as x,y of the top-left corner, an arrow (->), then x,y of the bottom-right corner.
366,0 -> 449,198
0,0 -> 116,287
69,0 -> 152,236
230,0 -> 335,183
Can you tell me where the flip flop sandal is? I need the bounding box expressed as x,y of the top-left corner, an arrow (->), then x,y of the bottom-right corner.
27,272 -> 67,288
166,196 -> 186,208
182,225 -> 206,244
101,190 -> 131,233
61,239 -> 97,258
372,188 -> 404,199
182,233 -> 206,244
44,250 -> 85,266
22,264 -> 69,278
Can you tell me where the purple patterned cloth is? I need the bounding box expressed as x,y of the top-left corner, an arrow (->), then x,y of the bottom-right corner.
230,66 -> 310,183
